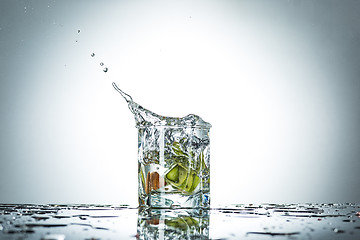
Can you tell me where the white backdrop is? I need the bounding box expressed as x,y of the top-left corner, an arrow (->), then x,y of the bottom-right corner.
0,0 -> 359,205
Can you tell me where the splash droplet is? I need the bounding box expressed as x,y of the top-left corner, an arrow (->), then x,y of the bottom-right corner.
91,53 -> 95,57
100,62 -> 104,66
103,67 -> 108,72
77,29 -> 80,33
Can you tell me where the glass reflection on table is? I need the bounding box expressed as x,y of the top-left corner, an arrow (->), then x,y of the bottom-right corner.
136,208 -> 209,240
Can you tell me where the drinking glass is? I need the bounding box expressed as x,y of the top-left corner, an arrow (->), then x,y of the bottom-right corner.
137,123 -> 211,209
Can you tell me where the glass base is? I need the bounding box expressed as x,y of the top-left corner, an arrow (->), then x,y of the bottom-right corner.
139,191 -> 210,209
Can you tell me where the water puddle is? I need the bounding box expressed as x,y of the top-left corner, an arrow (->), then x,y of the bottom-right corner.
246,231 -> 300,236
0,203 -> 359,239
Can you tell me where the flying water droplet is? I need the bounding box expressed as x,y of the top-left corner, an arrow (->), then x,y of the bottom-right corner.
78,29 -> 80,33
103,67 -> 108,72
100,62 -> 104,66
91,53 -> 95,57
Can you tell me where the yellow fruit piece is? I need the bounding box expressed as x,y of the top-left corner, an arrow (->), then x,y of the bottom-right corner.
165,163 -> 200,194
166,165 -> 179,182
189,174 -> 200,192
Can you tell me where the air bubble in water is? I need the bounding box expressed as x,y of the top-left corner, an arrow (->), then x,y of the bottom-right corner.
100,62 -> 104,66
91,53 -> 95,57
103,67 -> 108,72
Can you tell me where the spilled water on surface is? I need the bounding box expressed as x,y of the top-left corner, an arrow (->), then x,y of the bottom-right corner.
0,203 -> 359,239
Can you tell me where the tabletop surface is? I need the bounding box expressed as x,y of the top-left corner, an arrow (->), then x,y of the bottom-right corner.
0,203 -> 359,239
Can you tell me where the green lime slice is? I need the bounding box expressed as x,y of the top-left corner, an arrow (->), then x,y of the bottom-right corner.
178,165 -> 188,186
166,165 -> 179,182
189,174 -> 200,192
184,172 -> 194,192
165,163 -> 200,193
183,216 -> 194,226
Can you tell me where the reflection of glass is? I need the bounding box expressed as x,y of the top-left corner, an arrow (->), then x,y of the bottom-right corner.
137,208 -> 209,240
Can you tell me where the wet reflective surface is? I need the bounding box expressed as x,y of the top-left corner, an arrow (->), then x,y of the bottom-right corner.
0,203 -> 359,239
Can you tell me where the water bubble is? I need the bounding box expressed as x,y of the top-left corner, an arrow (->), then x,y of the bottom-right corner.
91,53 -> 95,57
100,62 -> 104,66
103,67 -> 108,72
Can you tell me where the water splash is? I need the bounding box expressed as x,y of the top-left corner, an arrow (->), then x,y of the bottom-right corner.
111,82 -> 211,128
112,82 -> 133,103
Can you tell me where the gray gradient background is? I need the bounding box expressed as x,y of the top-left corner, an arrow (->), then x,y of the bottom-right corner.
0,0 -> 359,204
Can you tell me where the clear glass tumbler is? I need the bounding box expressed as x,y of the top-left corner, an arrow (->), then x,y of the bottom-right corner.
137,122 -> 211,209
